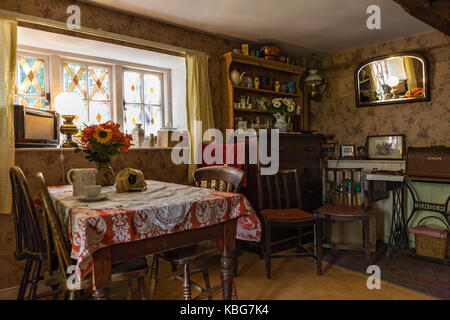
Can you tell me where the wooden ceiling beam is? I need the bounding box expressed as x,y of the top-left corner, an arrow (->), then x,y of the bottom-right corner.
393,0 -> 450,35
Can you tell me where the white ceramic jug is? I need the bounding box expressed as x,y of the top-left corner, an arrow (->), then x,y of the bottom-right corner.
230,69 -> 246,86
67,168 -> 97,197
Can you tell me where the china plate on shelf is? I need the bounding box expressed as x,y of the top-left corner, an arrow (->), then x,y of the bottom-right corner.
77,195 -> 108,202
298,130 -> 318,134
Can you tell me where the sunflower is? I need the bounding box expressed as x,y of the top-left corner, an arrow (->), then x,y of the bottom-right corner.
93,126 -> 112,144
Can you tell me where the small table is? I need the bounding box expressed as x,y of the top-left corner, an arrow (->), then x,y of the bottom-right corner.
48,180 -> 261,299
366,173 -> 408,257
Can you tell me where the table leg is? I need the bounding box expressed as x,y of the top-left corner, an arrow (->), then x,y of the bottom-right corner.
387,182 -> 407,257
220,219 -> 237,300
92,247 -> 112,300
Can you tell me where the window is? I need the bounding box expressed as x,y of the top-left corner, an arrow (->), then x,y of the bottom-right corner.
123,69 -> 163,136
15,53 -> 49,110
63,61 -> 111,127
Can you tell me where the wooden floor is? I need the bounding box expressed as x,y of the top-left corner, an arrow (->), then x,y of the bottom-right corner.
109,250 -> 436,300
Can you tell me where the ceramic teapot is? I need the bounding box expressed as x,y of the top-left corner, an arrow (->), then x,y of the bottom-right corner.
67,168 -> 97,197
230,69 -> 246,86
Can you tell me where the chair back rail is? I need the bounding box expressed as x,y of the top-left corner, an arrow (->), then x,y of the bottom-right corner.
9,166 -> 45,259
193,165 -> 244,193
322,168 -> 365,208
261,169 -> 301,210
36,172 -> 73,284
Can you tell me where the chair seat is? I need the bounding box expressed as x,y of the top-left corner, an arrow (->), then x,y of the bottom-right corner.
111,257 -> 148,274
314,204 -> 366,217
159,243 -> 219,265
261,208 -> 316,222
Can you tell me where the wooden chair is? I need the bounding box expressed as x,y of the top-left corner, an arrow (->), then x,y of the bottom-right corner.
314,168 -> 370,268
259,169 -> 323,279
9,166 -> 59,300
36,172 -> 149,300
150,165 -> 243,300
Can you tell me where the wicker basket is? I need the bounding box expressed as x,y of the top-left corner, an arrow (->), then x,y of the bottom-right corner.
410,226 -> 448,260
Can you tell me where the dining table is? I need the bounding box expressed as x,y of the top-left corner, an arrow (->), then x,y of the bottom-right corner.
45,180 -> 261,300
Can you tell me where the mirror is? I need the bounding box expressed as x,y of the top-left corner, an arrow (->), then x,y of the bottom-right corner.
355,53 -> 429,107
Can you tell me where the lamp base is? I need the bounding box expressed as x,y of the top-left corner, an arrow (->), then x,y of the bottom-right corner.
60,115 -> 79,148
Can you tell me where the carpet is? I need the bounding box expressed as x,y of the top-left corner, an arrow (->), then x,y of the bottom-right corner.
321,241 -> 450,299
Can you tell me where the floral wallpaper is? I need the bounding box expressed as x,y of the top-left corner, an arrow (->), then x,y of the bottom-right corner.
310,31 -> 450,149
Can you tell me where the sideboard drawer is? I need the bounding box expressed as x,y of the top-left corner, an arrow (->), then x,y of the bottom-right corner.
279,136 -> 321,158
301,179 -> 322,206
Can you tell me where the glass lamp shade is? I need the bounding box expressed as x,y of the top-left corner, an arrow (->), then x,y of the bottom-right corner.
54,92 -> 83,116
304,69 -> 323,86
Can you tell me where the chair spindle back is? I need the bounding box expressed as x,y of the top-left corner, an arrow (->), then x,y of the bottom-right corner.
260,169 -> 301,210
193,165 -> 244,193
36,172 -> 73,284
322,168 -> 365,208
9,166 -> 45,259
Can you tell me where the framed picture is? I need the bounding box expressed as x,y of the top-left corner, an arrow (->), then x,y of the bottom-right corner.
366,134 -> 405,160
340,145 -> 356,159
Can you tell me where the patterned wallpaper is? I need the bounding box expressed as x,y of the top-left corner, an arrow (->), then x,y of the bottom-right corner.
310,31 -> 450,149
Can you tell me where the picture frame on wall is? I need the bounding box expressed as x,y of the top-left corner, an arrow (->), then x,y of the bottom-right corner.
366,134 -> 405,160
339,145 -> 356,159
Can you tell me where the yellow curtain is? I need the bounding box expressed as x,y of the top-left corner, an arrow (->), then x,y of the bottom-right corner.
0,18 -> 17,214
403,57 -> 420,90
185,52 -> 215,184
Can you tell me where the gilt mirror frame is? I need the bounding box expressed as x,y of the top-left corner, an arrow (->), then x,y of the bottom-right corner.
354,52 -> 430,108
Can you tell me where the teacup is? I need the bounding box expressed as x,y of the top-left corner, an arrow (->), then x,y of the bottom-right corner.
81,185 -> 102,199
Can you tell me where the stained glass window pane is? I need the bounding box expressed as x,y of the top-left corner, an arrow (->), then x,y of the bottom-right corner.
124,103 -> 143,134
144,105 -> 161,136
63,63 -> 87,99
88,66 -> 110,100
124,71 -> 142,103
19,96 -> 46,110
89,101 -> 111,124
144,74 -> 161,105
18,56 -> 46,96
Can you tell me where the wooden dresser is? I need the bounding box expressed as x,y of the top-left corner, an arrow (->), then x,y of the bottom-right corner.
244,132 -> 323,214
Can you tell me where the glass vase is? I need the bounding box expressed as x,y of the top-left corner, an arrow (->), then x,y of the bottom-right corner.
96,162 -> 115,186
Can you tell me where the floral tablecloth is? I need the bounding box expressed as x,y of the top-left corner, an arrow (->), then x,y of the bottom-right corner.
47,181 -> 261,280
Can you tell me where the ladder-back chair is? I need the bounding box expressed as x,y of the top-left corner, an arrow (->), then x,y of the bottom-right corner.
314,168 -> 371,268
259,169 -> 323,279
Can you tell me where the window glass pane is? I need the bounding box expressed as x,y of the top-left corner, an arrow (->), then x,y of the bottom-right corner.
144,105 -> 161,136
89,101 -> 111,124
63,63 -> 87,99
73,100 -> 89,128
88,66 -> 110,100
144,74 -> 161,105
19,96 -> 46,110
124,71 -> 142,103
18,56 -> 46,96
124,103 -> 143,134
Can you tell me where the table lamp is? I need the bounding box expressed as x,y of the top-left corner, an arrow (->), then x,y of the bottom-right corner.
54,92 -> 83,148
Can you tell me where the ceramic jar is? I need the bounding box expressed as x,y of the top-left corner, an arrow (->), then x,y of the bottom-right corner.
132,123 -> 145,148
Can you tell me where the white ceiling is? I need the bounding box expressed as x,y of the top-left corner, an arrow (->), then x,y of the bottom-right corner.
80,0 -> 434,55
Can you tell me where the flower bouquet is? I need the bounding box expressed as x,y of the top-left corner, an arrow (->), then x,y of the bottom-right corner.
267,98 -> 296,116
267,98 -> 296,132
70,121 -> 132,185
405,87 -> 424,98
